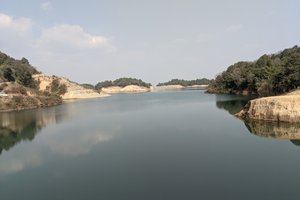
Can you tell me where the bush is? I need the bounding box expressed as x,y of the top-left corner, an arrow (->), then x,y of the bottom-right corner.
257,81 -> 273,97
12,96 -> 23,104
50,79 -> 67,95
4,85 -> 27,95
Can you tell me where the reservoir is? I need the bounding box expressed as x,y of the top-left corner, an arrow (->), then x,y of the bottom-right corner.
0,90 -> 299,200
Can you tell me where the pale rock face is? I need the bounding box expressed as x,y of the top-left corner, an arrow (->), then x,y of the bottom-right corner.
101,85 -> 150,94
151,85 -> 185,91
186,85 -> 209,89
237,91 -> 300,122
33,74 -> 109,100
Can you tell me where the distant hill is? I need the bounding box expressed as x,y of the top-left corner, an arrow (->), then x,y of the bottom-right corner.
157,78 -> 211,86
95,77 -> 151,90
208,45 -> 300,96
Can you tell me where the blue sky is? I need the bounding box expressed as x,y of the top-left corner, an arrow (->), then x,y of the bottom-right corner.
0,0 -> 299,84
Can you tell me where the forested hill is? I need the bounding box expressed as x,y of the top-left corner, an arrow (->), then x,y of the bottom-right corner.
0,51 -> 38,88
157,78 -> 211,86
208,45 -> 300,96
95,78 -> 151,90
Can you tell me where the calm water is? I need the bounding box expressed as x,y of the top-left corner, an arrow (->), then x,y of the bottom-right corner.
0,90 -> 300,200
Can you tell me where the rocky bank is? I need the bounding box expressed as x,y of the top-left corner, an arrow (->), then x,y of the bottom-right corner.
236,90 -> 300,123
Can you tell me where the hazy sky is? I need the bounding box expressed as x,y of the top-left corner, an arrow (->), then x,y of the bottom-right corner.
0,0 -> 299,84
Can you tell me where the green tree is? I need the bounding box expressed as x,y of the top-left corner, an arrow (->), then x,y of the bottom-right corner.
50,79 -> 67,95
3,67 -> 15,82
207,45 -> 300,96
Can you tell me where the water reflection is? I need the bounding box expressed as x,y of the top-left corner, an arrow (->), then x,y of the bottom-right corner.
290,140 -> 300,146
215,94 -> 253,115
0,121 -> 41,154
0,104 -> 84,155
0,103 -> 116,176
0,107 -> 59,154
215,95 -> 300,147
45,130 -> 114,157
244,120 -> 300,145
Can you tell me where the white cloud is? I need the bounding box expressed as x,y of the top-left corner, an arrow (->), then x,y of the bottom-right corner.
41,1 -> 52,11
0,13 -> 32,34
36,24 -> 114,51
47,131 -> 114,157
226,24 -> 243,33
0,150 -> 43,176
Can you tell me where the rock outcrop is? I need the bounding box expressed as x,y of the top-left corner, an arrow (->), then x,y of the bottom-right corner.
236,91 -> 300,123
101,85 -> 150,93
33,74 -> 109,100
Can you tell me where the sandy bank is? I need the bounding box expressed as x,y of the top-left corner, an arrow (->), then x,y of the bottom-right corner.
101,85 -> 150,94
151,85 -> 185,91
186,85 -> 209,89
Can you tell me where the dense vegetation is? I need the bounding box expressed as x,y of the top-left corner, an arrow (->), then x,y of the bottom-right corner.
208,45 -> 300,96
50,79 -> 67,95
95,77 -> 151,90
0,52 -> 39,88
81,83 -> 95,90
157,78 -> 211,86
0,51 -> 64,111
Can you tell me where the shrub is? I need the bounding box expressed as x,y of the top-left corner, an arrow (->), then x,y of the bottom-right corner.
50,79 -> 67,95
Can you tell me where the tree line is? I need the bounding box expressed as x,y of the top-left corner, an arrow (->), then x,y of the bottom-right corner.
157,78 -> 211,86
208,45 -> 300,96
0,52 -> 38,88
95,77 -> 152,90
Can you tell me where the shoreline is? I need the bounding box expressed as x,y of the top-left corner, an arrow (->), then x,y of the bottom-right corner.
0,101 -> 62,113
0,85 -> 207,113
151,84 -> 208,91
101,85 -> 151,94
